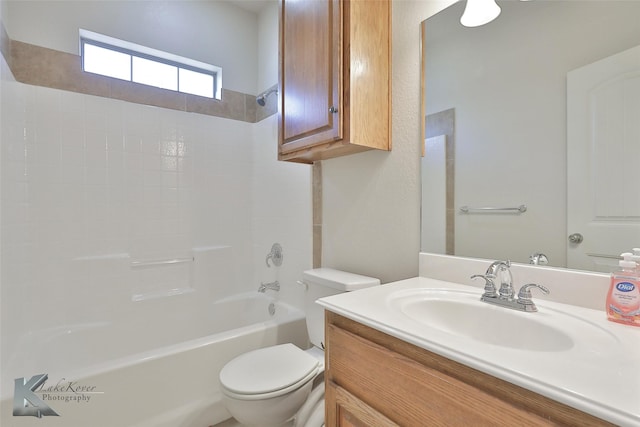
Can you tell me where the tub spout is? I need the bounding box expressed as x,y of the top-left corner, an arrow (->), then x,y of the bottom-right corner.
258,280 -> 280,293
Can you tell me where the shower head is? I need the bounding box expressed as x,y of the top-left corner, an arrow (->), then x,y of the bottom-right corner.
256,88 -> 278,106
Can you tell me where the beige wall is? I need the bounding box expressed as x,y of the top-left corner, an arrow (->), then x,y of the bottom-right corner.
6,0 -> 259,94
321,1 -> 454,284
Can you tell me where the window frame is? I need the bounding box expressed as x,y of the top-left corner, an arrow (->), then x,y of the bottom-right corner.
79,29 -> 222,100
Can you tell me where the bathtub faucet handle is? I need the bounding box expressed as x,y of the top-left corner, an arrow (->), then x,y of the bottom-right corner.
266,243 -> 283,267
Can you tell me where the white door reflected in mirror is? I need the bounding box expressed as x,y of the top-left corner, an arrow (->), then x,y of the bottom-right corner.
567,44 -> 640,272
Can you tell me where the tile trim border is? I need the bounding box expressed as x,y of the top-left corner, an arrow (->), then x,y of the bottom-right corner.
312,161 -> 323,268
2,21 -> 275,124
425,108 -> 455,255
0,19 -> 10,69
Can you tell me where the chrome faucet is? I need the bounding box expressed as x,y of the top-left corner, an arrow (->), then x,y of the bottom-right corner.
472,260 -> 549,312
485,259 -> 510,276
529,252 -> 549,265
470,260 -> 511,299
258,280 -> 280,293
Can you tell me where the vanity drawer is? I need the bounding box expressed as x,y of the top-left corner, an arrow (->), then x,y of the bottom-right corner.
325,312 -> 613,427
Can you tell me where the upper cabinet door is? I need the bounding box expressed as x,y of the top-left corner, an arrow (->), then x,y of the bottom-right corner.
278,0 -> 391,164
279,0 -> 342,157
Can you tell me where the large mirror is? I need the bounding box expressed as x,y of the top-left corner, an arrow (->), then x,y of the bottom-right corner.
421,0 -> 640,273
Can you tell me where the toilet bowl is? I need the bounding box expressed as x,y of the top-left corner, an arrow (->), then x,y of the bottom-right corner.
219,344 -> 323,427
218,268 -> 380,427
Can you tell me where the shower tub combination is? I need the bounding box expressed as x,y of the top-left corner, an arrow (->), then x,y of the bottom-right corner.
1,292 -> 307,427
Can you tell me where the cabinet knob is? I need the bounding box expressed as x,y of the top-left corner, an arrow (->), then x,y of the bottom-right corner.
329,106 -> 338,113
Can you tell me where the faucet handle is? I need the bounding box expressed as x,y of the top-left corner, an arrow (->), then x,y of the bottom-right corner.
265,243 -> 283,267
471,274 -> 498,298
516,283 -> 550,306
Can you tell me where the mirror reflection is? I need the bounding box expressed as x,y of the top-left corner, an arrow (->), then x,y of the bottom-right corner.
421,0 -> 640,273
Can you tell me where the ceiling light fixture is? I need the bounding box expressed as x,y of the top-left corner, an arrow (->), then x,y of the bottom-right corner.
460,0 -> 502,27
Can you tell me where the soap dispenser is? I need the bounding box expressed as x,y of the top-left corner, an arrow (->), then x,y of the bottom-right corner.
606,253 -> 640,326
632,248 -> 640,273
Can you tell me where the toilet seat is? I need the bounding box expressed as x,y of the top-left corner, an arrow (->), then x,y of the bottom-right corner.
220,343 -> 319,401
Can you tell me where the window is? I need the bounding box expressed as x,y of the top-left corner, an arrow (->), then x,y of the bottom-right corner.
80,29 -> 222,100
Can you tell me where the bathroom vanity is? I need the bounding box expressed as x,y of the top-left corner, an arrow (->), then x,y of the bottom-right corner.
324,312 -> 611,426
318,255 -> 640,426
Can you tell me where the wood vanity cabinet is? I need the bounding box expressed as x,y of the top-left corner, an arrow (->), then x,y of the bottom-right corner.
324,312 -> 613,427
278,0 -> 391,163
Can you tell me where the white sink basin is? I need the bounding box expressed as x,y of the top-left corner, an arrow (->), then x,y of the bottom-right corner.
387,288 -> 618,353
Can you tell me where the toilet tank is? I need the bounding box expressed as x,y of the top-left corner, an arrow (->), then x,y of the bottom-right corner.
302,268 -> 380,349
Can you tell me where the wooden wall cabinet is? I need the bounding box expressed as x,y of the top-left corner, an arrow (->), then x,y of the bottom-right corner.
278,0 -> 391,164
325,312 -> 613,427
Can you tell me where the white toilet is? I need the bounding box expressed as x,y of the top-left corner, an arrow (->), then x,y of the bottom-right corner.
218,268 -> 380,427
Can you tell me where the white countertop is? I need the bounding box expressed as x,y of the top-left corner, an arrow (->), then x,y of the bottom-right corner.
317,277 -> 640,426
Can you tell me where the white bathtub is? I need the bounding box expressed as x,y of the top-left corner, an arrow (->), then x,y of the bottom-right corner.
1,292 -> 308,427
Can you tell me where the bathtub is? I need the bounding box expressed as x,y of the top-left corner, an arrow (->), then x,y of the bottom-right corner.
1,292 -> 308,427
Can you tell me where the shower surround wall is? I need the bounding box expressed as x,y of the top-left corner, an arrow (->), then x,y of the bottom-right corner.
1,0 -> 311,392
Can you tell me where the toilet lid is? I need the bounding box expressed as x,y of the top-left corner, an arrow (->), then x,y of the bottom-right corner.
219,344 -> 319,396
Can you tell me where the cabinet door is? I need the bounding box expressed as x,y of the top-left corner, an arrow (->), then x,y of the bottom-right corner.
326,381 -> 399,427
327,322 -> 557,426
279,0 -> 342,155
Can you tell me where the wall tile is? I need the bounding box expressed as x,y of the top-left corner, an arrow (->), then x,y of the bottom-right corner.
186,88 -> 246,121
111,79 -> 187,112
11,40 -> 111,98
1,34 -> 312,379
